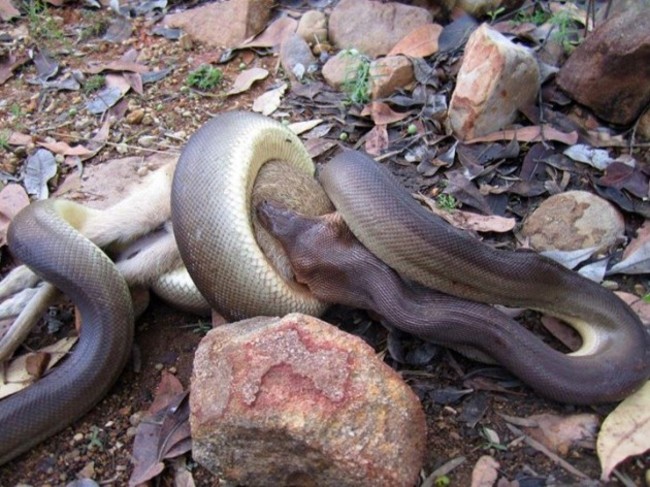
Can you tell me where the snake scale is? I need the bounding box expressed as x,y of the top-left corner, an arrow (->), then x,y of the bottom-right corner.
1,111 -> 649,465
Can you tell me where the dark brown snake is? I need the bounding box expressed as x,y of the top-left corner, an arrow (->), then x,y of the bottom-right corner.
1,112 -> 649,465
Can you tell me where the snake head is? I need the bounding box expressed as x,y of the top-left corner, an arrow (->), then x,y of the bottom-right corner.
257,199 -> 399,310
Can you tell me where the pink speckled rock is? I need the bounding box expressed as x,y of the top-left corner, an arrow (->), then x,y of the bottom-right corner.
190,313 -> 426,487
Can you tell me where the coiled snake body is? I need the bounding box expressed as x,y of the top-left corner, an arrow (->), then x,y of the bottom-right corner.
1,111 -> 649,465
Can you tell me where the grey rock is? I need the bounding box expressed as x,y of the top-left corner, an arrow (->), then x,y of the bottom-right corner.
280,34 -> 317,81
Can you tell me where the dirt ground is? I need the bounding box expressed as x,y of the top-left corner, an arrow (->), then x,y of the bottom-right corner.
0,1 -> 649,486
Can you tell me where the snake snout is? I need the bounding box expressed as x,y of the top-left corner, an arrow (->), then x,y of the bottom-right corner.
256,200 -> 300,239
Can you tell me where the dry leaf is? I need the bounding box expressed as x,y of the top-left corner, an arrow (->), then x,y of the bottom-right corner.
85,59 -> 149,75
540,246 -> 598,270
288,119 -> 323,135
129,372 -> 191,486
470,455 -> 499,487
360,102 -> 409,125
563,144 -> 614,171
597,380 -> 650,480
38,140 -> 94,157
24,149 -> 57,200
0,336 -> 78,399
607,221 -> 650,275
227,67 -> 269,96
465,125 -> 578,145
415,194 -> 515,233
252,83 -> 287,116
388,23 -> 443,57
365,124 -> 389,156
523,413 -> 598,456
0,51 -> 29,85
8,132 -> 32,146
303,138 -> 336,159
0,184 -> 29,247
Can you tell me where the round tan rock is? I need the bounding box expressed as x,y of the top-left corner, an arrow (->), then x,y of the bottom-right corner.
297,10 -> 328,45
190,313 -> 426,487
522,190 -> 625,253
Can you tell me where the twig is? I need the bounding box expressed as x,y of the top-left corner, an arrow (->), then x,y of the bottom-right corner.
421,456 -> 466,487
504,423 -> 591,480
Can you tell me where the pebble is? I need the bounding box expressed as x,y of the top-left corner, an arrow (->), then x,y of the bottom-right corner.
126,108 -> 145,124
130,411 -> 144,426
137,135 -> 157,148
601,280 -> 619,290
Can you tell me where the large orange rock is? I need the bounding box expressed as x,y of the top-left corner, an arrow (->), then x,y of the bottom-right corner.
448,23 -> 539,139
164,0 -> 273,48
329,0 -> 432,57
190,313 -> 426,487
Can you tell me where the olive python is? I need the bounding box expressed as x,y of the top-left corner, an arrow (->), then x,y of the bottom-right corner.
1,111 -> 648,465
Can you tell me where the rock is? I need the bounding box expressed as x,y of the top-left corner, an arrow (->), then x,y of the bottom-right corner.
369,55 -> 414,99
297,10 -> 328,45
126,108 -> 144,125
521,190 -> 625,253
191,313 -> 426,487
280,34 -> 317,81
329,0 -> 433,57
448,23 -> 539,140
322,50 -> 364,91
163,0 -> 273,48
596,0 -> 650,21
388,23 -> 443,57
556,8 -> 650,125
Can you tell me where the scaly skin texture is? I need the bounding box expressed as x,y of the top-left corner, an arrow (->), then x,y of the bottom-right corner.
0,112 -> 331,466
0,200 -> 134,465
2,111 -> 649,466
257,151 -> 650,404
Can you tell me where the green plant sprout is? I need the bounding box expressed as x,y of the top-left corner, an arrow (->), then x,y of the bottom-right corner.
25,0 -> 64,42
437,193 -> 458,211
83,75 -> 106,93
0,131 -> 10,150
487,6 -> 506,22
341,49 -> 372,105
186,65 -> 224,91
